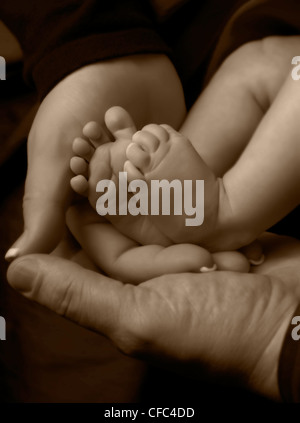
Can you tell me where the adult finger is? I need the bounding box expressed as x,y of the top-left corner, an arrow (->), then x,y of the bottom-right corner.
6,254 -> 138,350
5,108 -> 80,260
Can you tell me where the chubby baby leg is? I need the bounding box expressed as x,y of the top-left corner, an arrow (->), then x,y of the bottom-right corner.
67,203 -> 250,284
66,203 -> 216,284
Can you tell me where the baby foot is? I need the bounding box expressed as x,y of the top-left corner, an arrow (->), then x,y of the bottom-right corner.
70,107 -> 173,246
124,123 -> 220,247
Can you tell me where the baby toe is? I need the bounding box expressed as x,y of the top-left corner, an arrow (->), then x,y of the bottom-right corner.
83,121 -> 103,146
141,124 -> 170,144
105,106 -> 137,140
70,156 -> 88,176
72,137 -> 94,161
132,130 -> 160,153
70,174 -> 89,195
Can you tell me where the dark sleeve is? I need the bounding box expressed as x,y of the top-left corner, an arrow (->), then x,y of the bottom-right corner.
278,303 -> 300,402
0,0 -> 169,99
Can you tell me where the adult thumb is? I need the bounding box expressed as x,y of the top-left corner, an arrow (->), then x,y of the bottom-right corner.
7,255 -> 127,338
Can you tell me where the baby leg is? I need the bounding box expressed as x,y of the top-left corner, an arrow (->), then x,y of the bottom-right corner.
181,37 -> 295,176
180,36 -> 300,252
221,70 -> 300,247
67,203 -> 252,284
66,203 -> 219,284
217,37 -> 300,247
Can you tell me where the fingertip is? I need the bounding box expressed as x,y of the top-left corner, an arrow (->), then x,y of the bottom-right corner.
249,254 -> 265,266
200,263 -> 217,273
9,208 -> 66,256
240,240 -> 264,263
7,255 -> 37,293
5,248 -> 20,262
212,251 -> 250,273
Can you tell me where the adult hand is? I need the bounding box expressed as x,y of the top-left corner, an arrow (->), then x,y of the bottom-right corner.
5,54 -> 185,259
7,233 -> 300,401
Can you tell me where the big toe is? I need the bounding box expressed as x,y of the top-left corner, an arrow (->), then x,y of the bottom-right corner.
105,106 -> 137,140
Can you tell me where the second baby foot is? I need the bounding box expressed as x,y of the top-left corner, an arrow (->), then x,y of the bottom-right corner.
124,123 -> 220,248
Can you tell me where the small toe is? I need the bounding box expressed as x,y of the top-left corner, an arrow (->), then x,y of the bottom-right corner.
83,121 -> 102,139
72,137 -> 94,161
141,124 -> 170,145
83,121 -> 103,146
126,142 -> 150,172
132,130 -> 160,153
70,156 -> 88,176
70,174 -> 89,195
160,124 -> 181,137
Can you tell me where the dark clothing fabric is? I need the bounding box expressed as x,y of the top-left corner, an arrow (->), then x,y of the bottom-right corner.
0,0 -> 170,99
1,0 -> 300,104
1,0 -> 300,402
0,0 -> 251,101
0,0 -> 246,104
